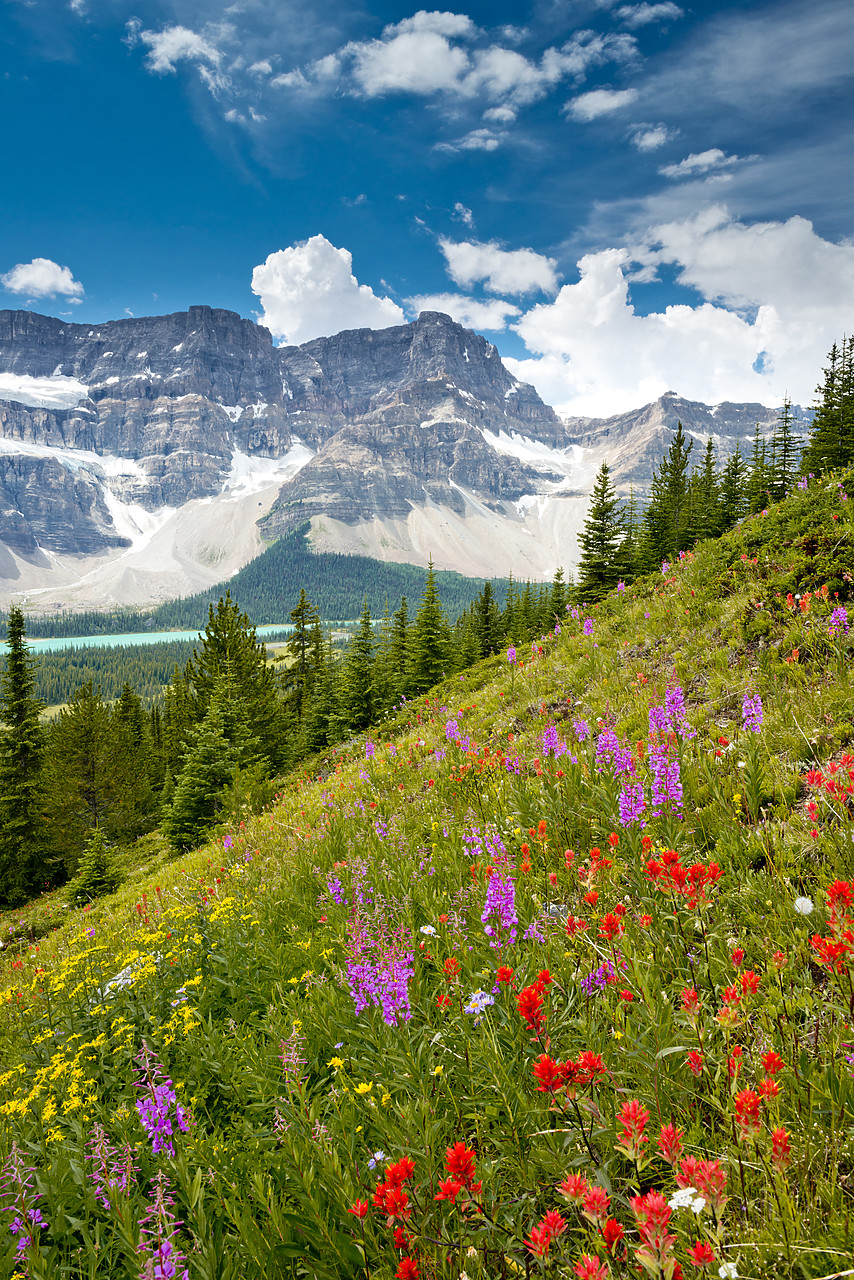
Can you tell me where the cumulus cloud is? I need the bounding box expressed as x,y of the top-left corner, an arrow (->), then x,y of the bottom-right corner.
406,293 -> 521,329
440,238 -> 559,295
505,208 -> 854,416
615,3 -> 683,30
251,235 -> 405,345
1,258 -> 84,300
630,123 -> 672,150
659,148 -> 749,179
567,87 -> 639,120
277,20 -> 636,111
133,23 -> 223,75
453,202 -> 475,227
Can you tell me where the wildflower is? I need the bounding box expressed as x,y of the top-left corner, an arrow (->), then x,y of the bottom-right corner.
496,965 -> 514,984
658,1123 -> 684,1166
793,896 -> 813,915
134,1044 -> 189,1158
445,1142 -> 477,1187
436,994 -> 451,1009
87,1124 -> 136,1210
718,1265 -> 739,1279
137,1170 -> 190,1280
733,1089 -> 761,1139
669,1187 -> 706,1213
463,990 -> 494,1018
481,868 -> 518,948
740,970 -> 760,995
395,1258 -> 419,1279
762,1051 -> 784,1075
602,1217 -> 624,1252
770,1127 -> 791,1170
573,1257 -> 609,1280
829,606 -> 849,637
507,646 -> 517,664
583,618 -> 594,636
742,692 -> 763,733
348,1201 -> 370,1218
419,925 -> 436,935
618,778 -> 647,827
367,1151 -> 386,1170
435,1177 -> 463,1204
688,1240 -> 716,1267
616,1099 -> 650,1163
526,1223 -> 553,1258
581,1185 -> 611,1224
687,1051 -> 704,1077
443,956 -> 461,981
558,1173 -> 589,1202
533,1054 -> 564,1094
517,984 -> 545,1032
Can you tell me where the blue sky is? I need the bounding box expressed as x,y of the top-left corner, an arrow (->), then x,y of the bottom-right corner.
2,0 -> 853,414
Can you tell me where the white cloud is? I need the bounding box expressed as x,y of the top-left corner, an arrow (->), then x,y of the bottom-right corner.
505,208 -> 854,416
277,21 -> 636,111
406,293 -> 521,329
1,258 -> 84,300
251,235 -> 405,345
630,123 -> 672,151
440,238 -> 559,295
436,128 -> 504,152
659,148 -> 747,179
615,3 -> 683,30
567,87 -> 639,120
135,24 -> 223,75
453,202 -> 474,227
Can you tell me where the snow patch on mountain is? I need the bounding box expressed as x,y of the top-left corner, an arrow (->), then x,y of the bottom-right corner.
0,371 -> 90,409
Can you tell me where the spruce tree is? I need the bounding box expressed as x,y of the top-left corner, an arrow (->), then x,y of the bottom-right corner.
43,683 -> 119,876
163,691 -> 237,850
746,421 -> 769,513
285,588 -> 321,719
390,596 -> 411,701
577,463 -> 624,600
719,444 -> 748,531
410,562 -> 452,694
769,397 -> 800,500
0,606 -> 45,904
474,581 -> 501,657
344,598 -> 375,730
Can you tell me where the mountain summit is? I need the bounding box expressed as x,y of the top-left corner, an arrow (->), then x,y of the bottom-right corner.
0,307 -> 793,611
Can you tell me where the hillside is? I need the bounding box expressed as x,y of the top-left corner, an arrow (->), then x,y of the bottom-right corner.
0,469 -> 852,1279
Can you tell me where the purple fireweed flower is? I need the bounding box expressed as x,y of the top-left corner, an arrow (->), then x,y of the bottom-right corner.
507,646 -> 517,664
523,918 -> 546,943
542,725 -> 567,758
279,1027 -> 307,1085
572,716 -> 591,742
1,1143 -> 45,1259
445,719 -> 460,743
581,958 -> 620,996
797,476 -> 809,490
326,875 -> 346,906
617,580 -> 626,593
618,778 -> 647,828
481,868 -> 518,948
661,560 -> 670,576
346,917 -> 414,1027
595,728 -> 633,776
138,1170 -> 189,1280
583,617 -> 594,636
87,1124 -> 137,1211
365,740 -> 376,760
223,834 -> 233,850
829,606 -> 849,637
649,740 -> 683,818
134,1045 -> 189,1158
742,692 -> 763,733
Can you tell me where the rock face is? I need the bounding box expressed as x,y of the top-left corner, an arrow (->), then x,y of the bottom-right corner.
0,305 -> 808,607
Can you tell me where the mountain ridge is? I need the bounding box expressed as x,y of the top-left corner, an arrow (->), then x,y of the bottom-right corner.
0,306 -> 804,612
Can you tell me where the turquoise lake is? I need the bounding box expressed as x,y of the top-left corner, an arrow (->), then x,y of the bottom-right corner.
27,624 -> 291,653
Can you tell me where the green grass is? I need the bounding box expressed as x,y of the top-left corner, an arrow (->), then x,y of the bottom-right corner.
1,471 -> 853,1280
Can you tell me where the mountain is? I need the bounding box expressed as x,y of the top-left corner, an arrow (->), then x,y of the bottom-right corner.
0,306 -> 807,613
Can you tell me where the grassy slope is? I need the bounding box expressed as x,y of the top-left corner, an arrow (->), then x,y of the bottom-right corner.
1,472 -> 853,1279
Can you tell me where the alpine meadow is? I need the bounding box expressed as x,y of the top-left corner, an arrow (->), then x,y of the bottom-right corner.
0,336 -> 851,1280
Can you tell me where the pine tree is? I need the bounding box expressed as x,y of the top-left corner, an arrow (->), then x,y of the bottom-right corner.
546,569 -> 567,628
804,337 -> 854,474
285,588 -> 321,719
410,562 -> 452,694
390,596 -> 411,701
344,598 -> 375,730
69,826 -> 124,904
746,421 -> 769,513
0,607 -> 46,904
185,592 -> 287,770
686,439 -> 720,544
163,691 -> 237,850
43,683 -> 119,876
719,444 -> 748,531
768,397 -> 800,500
577,463 -> 624,600
474,581 -> 501,657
